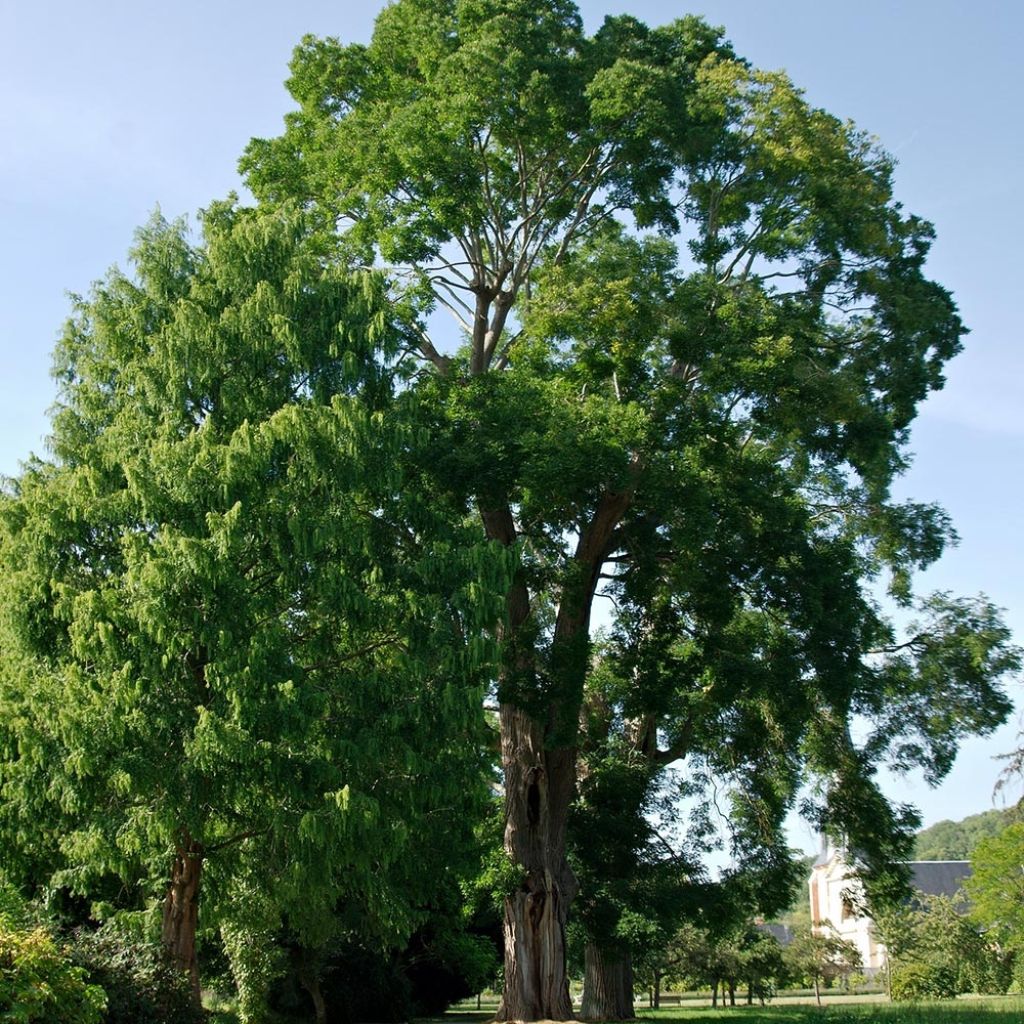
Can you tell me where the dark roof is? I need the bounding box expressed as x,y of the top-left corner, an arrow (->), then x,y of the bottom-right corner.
907,860 -> 971,899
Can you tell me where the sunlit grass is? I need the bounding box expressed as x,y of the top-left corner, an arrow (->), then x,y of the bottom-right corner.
444,995 -> 1024,1024
631,996 -> 1024,1024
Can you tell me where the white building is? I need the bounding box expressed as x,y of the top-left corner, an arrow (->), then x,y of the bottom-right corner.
807,842 -> 971,973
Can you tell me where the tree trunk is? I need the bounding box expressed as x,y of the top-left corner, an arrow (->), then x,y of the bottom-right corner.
299,970 -> 327,1024
813,975 -> 821,1006
483,483 -> 630,1021
580,943 -> 634,1020
495,706 -> 577,1021
747,981 -> 753,1005
653,969 -> 662,1009
161,835 -> 203,1004
711,980 -> 718,1008
728,979 -> 736,1006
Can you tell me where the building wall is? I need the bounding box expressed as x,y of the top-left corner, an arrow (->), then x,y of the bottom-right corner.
808,853 -> 886,972
807,850 -> 972,977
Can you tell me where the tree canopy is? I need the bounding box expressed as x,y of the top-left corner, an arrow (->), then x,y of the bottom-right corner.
0,202 -> 509,1008
967,821 -> 1024,958
238,1 -> 1019,1017
0,1 -> 1019,1019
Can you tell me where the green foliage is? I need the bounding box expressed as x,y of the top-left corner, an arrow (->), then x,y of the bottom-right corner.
890,961 -> 959,1001
738,928 -> 788,1002
967,821 -> 1024,955
786,925 -> 860,987
221,919 -> 286,1024
4,0 -> 1021,1013
69,928 -> 204,1024
0,199 -> 510,1004
914,808 -> 1015,861
878,892 -> 1012,998
641,919 -> 786,1002
784,927 -> 862,990
243,0 -> 1018,1007
0,921 -> 106,1024
0,878 -> 33,932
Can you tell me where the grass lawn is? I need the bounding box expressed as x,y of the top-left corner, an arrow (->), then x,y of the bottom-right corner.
209,993 -> 1024,1023
630,999 -> 1024,1023
442,996 -> 1024,1024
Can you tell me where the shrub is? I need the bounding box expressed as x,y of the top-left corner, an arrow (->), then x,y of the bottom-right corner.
0,921 -> 106,1024
69,928 -> 204,1024
890,960 -> 958,1000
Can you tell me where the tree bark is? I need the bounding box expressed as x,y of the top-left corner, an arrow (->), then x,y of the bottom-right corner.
711,980 -> 718,1008
483,474 -> 633,1021
580,943 -> 635,1021
495,705 -> 577,1021
728,979 -> 736,1006
300,970 -> 327,1024
813,975 -> 821,1006
653,969 -> 662,1009
161,835 -> 203,1005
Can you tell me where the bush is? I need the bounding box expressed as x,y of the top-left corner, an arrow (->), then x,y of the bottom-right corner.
69,928 -> 204,1024
890,960 -> 958,1000
0,921 -> 107,1024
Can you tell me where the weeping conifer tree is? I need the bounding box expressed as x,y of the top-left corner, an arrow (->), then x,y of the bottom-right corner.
0,201 -> 510,1012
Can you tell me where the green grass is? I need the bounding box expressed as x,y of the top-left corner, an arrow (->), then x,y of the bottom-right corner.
442,996 -> 1024,1024
629,998 -> 1024,1024
209,993 -> 1024,1023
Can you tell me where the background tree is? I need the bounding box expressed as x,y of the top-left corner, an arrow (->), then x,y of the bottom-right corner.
967,822 -> 1024,981
569,648 -> 802,1019
735,926 -> 787,1006
0,203 -> 508,1014
643,921 -> 713,1007
879,891 -> 1012,1000
240,1 -> 1020,1017
570,654 -> 709,1020
783,927 -> 861,1005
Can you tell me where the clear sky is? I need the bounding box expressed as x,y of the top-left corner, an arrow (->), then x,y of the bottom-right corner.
2,0 -> 1022,851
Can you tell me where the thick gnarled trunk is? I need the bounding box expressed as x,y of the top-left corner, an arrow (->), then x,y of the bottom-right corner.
580,943 -> 635,1020
162,837 -> 203,1004
495,706 -> 577,1021
483,482 -> 632,1021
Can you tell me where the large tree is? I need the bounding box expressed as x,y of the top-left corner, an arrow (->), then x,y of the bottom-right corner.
236,0 -> 1014,1017
0,203 -> 507,1011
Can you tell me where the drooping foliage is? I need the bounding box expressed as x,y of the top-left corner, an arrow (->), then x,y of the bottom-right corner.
0,201 -> 510,1009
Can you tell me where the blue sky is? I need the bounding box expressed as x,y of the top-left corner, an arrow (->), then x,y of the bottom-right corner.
1,0 -> 1021,850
